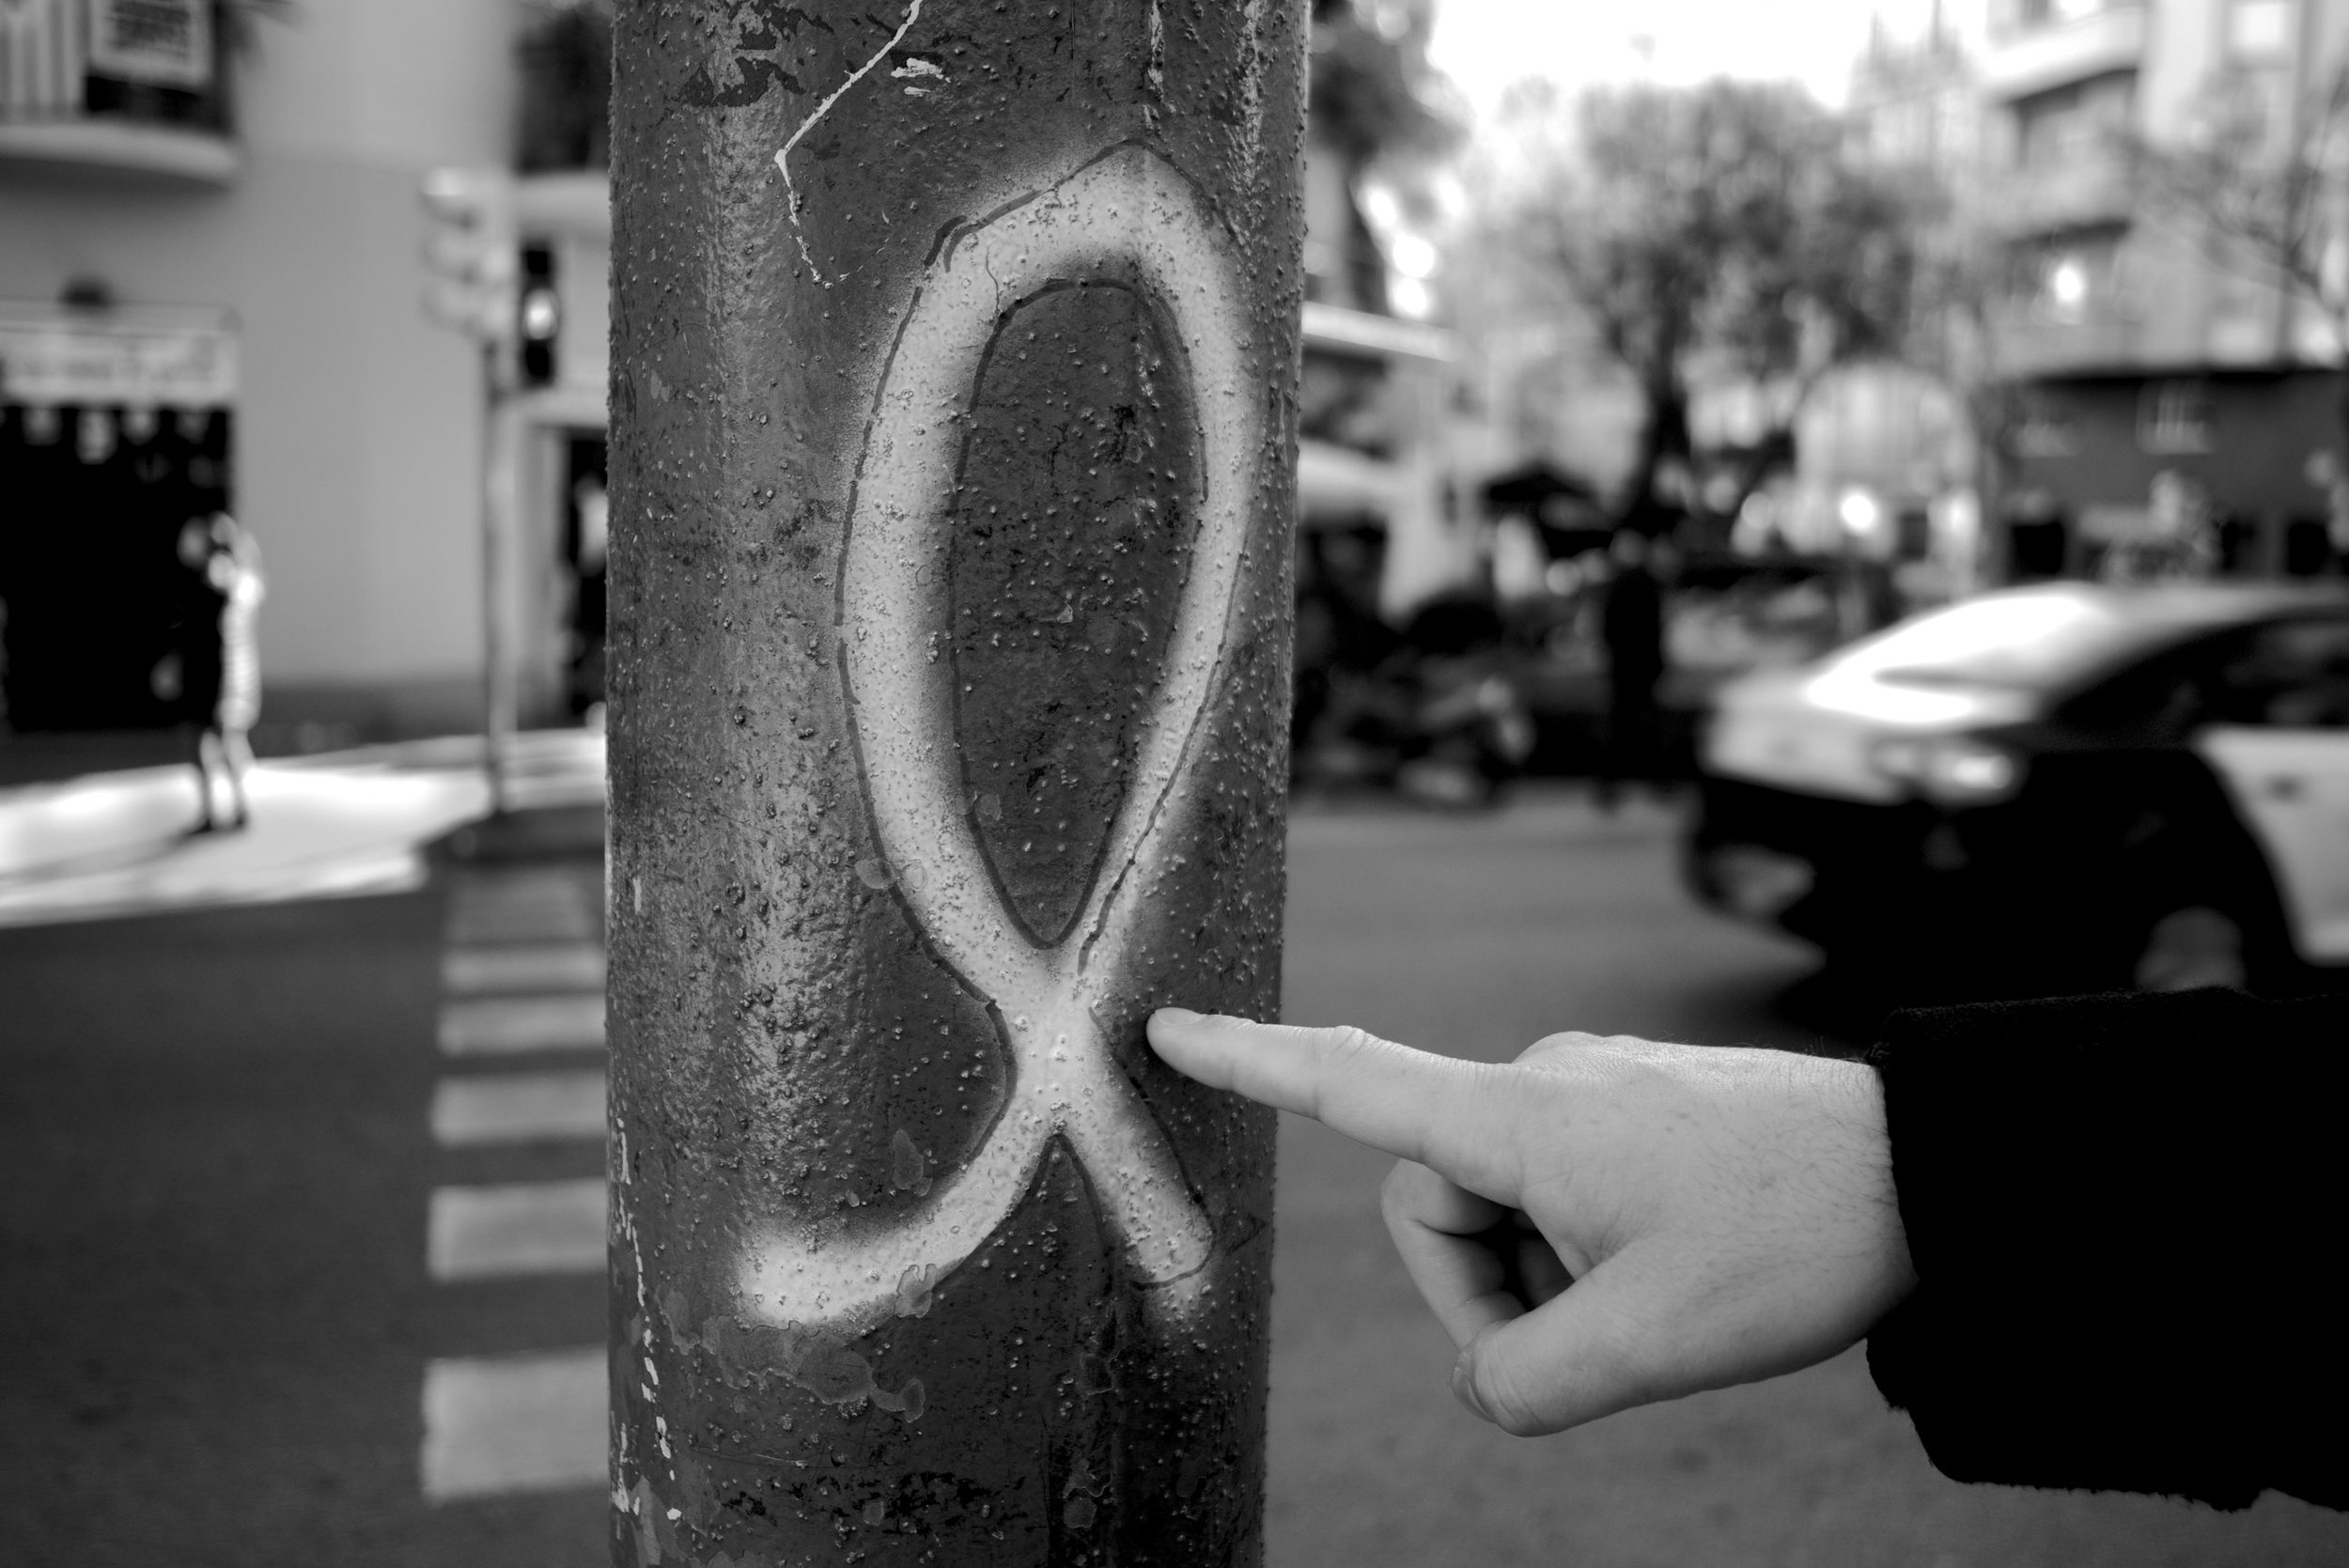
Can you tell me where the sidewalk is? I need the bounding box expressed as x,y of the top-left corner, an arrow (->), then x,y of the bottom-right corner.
0,729 -> 604,928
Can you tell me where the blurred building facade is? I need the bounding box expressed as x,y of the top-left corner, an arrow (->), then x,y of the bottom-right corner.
0,0 -> 520,740
2,0 -> 1469,744
1955,0 -> 2349,575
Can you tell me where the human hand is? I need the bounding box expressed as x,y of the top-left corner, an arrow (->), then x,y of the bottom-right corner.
1145,1011 -> 1915,1436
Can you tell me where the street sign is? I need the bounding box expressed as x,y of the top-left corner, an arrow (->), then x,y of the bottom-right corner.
0,301 -> 237,408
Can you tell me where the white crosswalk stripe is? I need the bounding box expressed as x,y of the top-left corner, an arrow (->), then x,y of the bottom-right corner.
444,867 -> 599,944
442,941 -> 606,996
438,994 -> 604,1056
421,862 -> 609,1502
420,1349 -> 606,1501
428,1178 -> 605,1281
430,1071 -> 605,1147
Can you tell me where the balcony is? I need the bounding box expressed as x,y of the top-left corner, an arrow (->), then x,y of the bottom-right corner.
1982,6 -> 2148,101
1989,303 -> 2142,378
0,0 -> 240,184
1983,151 -> 2137,238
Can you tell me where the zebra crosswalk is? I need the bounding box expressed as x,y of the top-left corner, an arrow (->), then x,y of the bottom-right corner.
438,993 -> 605,1056
421,1347 -> 607,1503
419,862 -> 609,1504
429,1069 -> 605,1146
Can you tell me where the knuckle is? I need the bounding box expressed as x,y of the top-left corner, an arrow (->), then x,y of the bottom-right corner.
1378,1158 -> 1417,1211
1460,1061 -> 1531,1139
1378,1164 -> 1417,1226
1310,1025 -> 1386,1119
1525,1031 -> 1602,1061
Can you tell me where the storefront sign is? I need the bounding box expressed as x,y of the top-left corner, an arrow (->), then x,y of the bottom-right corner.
0,303 -> 237,408
87,0 -> 212,88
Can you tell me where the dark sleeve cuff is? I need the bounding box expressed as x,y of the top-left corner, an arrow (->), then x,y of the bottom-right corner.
1864,989 -> 2347,1511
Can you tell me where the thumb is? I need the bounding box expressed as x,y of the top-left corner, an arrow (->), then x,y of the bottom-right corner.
1450,1252 -> 1672,1436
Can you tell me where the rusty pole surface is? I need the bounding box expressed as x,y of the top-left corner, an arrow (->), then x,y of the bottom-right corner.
606,4 -> 1308,1564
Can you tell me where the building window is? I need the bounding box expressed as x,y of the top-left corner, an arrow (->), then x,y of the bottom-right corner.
2013,72 -> 2136,170
2139,380 -> 2215,454
2228,0 -> 2295,57
2019,231 -> 2126,322
2015,393 -> 2079,458
2012,0 -> 2130,31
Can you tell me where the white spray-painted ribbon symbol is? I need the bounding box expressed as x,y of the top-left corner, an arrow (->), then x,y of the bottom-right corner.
741,146 -> 1262,1337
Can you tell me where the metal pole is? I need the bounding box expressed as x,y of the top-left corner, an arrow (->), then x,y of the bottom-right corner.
606,5 -> 1306,1564
479,359 -> 516,815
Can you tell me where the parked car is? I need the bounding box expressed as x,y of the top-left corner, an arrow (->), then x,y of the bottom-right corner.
1685,582 -> 2349,996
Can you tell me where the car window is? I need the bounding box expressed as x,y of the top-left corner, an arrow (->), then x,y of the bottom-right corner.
2207,618 -> 2349,730
2058,642 -> 2219,735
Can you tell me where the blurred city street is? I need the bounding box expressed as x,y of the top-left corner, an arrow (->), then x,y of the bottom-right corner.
7,0 -> 2349,1557
6,781 -> 2345,1566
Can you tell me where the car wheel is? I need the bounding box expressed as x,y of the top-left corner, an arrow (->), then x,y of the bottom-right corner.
2130,904 -> 2250,993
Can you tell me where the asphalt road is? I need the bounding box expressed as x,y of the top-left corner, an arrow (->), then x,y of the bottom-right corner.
0,852 -> 609,1568
3,791 -> 2343,1566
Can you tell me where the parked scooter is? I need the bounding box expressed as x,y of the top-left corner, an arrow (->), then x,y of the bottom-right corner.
1294,590 -> 1535,807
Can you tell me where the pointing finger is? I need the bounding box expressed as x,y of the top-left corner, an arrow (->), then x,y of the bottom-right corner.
1147,1010 -> 1519,1197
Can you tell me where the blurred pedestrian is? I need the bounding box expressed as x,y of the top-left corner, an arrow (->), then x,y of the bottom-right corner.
212,513 -> 265,791
163,513 -> 262,833
2304,448 -> 2349,572
2102,471 -> 2217,583
1595,525 -> 1666,810
1148,986 -> 2345,1512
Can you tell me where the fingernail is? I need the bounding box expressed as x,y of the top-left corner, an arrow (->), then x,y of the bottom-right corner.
1451,1355 -> 1490,1422
1153,1007 -> 1202,1026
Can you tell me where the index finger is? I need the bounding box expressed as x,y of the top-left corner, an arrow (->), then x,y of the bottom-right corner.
1146,1009 -> 1521,1199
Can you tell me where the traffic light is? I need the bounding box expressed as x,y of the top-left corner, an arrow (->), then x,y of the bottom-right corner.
419,166 -> 519,361
518,241 -> 560,389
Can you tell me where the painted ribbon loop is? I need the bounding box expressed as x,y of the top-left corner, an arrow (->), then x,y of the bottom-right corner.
742,146 -> 1260,1337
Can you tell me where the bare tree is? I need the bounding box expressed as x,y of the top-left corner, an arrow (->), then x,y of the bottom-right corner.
2133,61 -> 2349,442
1501,79 -> 1930,520
1899,196 -> 2030,556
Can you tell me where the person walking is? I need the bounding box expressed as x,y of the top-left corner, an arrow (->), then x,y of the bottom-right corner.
1595,526 -> 1666,810
211,512 -> 265,807
163,512 -> 261,832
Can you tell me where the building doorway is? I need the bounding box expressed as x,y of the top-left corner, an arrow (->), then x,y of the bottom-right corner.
0,303 -> 238,733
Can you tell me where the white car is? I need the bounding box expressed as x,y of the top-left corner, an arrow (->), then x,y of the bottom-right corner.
1685,582 -> 2349,994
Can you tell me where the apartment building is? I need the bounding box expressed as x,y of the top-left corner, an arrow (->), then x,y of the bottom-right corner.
1,1 -> 523,738
1982,0 -> 2349,573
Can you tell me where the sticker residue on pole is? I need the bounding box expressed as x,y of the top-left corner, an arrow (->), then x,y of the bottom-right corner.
771,0 -> 927,287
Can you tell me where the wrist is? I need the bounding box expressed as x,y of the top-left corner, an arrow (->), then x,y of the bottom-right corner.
1843,1059 -> 1917,1316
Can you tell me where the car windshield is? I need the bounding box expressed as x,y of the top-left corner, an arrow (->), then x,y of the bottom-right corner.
1831,589 -> 2195,692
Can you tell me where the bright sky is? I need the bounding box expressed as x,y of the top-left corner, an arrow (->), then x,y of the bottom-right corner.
1426,0 -> 1891,119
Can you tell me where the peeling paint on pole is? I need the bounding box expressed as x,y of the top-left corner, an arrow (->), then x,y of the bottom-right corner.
606,4 -> 1306,1564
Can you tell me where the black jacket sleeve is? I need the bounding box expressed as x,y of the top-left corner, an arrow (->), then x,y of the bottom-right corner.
1864,987 -> 2346,1511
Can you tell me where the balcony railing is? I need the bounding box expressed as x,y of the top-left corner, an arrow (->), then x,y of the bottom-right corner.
0,0 -> 239,182
1989,302 -> 2142,377
1982,4 -> 2148,101
1985,150 -> 2137,237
